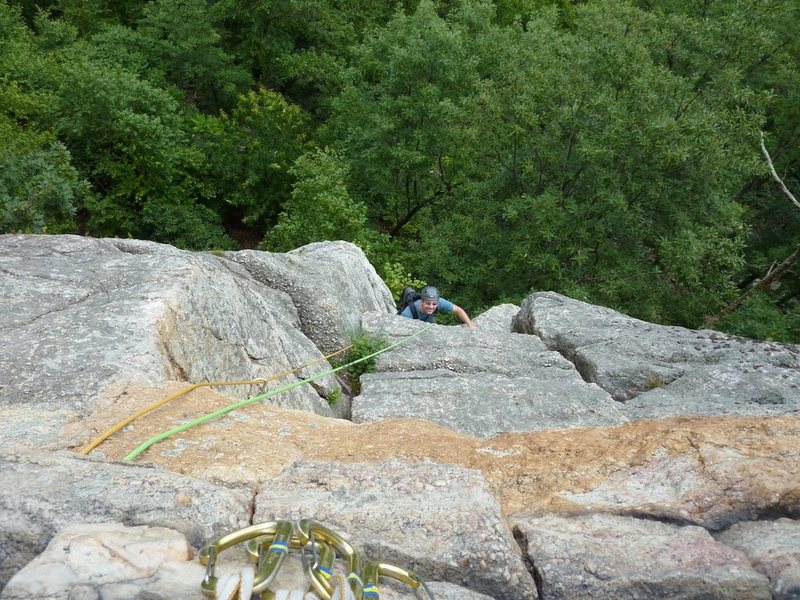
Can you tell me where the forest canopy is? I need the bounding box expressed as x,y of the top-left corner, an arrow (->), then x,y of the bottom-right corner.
2,0 -> 799,341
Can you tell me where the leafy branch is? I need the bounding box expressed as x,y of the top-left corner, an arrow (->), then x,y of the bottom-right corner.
705,133 -> 800,328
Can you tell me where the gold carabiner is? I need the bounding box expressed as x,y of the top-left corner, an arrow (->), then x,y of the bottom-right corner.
362,562 -> 435,599
198,521 -> 279,598
243,525 -> 338,599
300,534 -> 336,600
297,519 -> 362,600
252,520 -> 294,594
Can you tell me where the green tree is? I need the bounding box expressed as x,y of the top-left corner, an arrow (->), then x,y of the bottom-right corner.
136,0 -> 250,113
689,1 -> 800,337
263,147 -> 367,251
323,0 -> 484,235
441,1 -> 763,324
324,0 -> 766,326
212,0 -> 398,114
1,1 -> 62,122
0,135 -> 84,233
10,0 -> 144,31
192,87 -> 311,238
4,0 -> 798,340
491,0 -> 576,26
52,39 -> 235,248
56,58 -> 189,225
0,1 -> 84,233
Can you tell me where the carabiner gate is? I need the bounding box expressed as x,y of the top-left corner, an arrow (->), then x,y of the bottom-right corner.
252,520 -> 294,594
362,562 -> 435,600
199,521 -> 280,597
298,519 -> 362,600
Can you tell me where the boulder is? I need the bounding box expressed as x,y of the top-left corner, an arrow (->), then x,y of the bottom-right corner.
512,513 -> 771,599
0,523 -> 203,600
380,580 -> 498,599
512,291 -> 800,418
0,450 -> 249,589
356,369 -> 624,438
57,383 -> 800,531
473,304 -> 520,333
715,518 -> 800,600
553,438 -> 800,530
221,241 -> 397,355
253,459 -> 539,600
3,235 -> 800,599
1,521 -> 500,600
355,313 -> 625,437
0,235 -> 396,449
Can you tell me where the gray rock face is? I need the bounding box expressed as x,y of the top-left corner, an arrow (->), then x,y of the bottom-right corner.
2,520 -> 500,600
0,450 -> 250,590
1,523 -> 202,600
473,303 -> 520,333
356,369 -> 624,438
0,235 -> 391,448
253,459 -> 538,600
554,442 -> 800,530
715,519 -> 800,600
380,581 -> 498,599
512,513 -> 771,600
512,291 -> 800,419
354,314 -> 625,437
3,235 -> 800,599
222,241 -> 397,355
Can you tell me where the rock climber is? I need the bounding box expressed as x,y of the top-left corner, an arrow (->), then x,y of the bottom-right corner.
399,285 -> 477,329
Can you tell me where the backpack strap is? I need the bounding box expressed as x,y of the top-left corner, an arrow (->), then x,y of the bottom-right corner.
409,301 -> 437,322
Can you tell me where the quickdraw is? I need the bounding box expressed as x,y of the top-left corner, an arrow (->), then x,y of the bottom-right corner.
297,519 -> 362,600
199,519 -> 435,600
361,562 -> 432,600
199,520 -> 282,596
244,527 -> 336,598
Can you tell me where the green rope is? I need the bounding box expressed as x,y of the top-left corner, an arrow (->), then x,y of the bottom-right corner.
124,323 -> 434,461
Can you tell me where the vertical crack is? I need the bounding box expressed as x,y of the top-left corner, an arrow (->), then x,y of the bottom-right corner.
513,525 -> 545,599
248,486 -> 258,525
157,306 -> 188,382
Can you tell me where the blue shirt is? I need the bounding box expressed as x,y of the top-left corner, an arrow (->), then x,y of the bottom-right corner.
400,297 -> 454,322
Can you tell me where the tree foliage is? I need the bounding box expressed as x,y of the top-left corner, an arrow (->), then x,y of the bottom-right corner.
2,0 -> 799,339
0,2 -> 84,232
136,0 -> 250,112
191,87 -> 311,239
324,0 -> 764,326
323,0 -> 483,235
0,136 -> 85,233
263,147 -> 367,251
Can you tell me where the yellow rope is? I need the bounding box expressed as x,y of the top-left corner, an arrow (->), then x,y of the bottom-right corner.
78,344 -> 353,455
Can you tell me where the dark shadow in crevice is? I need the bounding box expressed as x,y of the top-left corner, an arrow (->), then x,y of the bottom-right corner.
512,525 -> 545,599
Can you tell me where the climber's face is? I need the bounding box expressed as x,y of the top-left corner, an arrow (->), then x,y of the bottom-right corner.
419,299 -> 438,315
